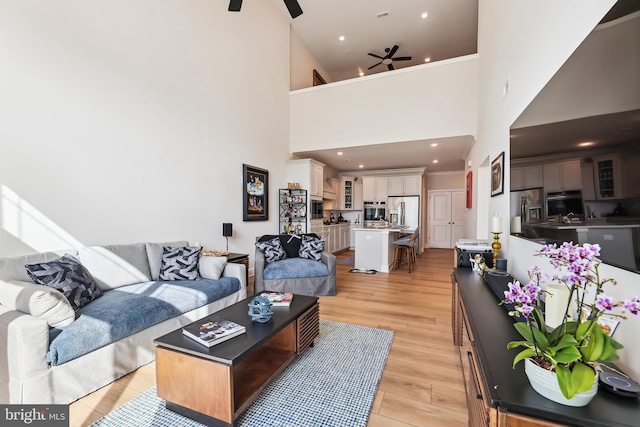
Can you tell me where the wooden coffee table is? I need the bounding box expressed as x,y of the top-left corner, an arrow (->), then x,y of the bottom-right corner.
154,294 -> 319,427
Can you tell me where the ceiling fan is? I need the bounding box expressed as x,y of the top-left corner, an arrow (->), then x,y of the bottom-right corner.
368,45 -> 412,71
228,0 -> 303,19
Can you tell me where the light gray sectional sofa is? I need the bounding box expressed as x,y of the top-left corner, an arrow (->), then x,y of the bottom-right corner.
0,241 -> 247,404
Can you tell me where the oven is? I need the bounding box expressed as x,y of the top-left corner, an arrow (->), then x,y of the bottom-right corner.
311,200 -> 324,219
364,201 -> 386,222
546,190 -> 584,220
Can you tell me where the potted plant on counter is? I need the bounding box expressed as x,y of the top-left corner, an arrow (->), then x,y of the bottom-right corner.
502,242 -> 639,406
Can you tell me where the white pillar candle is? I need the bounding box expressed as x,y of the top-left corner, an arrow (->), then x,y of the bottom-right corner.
511,216 -> 522,234
545,285 -> 572,329
491,216 -> 502,233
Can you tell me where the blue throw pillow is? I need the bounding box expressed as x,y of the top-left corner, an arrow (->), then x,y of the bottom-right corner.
159,246 -> 202,281
256,237 -> 287,263
299,235 -> 325,261
25,254 -> 102,311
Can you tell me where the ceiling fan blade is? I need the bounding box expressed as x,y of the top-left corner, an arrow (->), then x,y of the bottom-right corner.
388,64 -> 394,71
368,53 -> 384,59
393,56 -> 412,61
388,45 -> 399,58
368,62 -> 382,70
283,0 -> 303,18
228,0 -> 242,12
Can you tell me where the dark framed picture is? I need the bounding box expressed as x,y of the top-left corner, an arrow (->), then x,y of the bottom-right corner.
466,171 -> 473,208
243,164 -> 268,221
491,152 -> 505,197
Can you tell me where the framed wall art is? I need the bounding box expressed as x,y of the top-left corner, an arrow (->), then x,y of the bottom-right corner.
491,152 -> 505,197
466,171 -> 473,208
243,164 -> 269,221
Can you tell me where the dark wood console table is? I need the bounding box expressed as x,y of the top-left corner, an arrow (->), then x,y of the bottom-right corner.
452,267 -> 639,427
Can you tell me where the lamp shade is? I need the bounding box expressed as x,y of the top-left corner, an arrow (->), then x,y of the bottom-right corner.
222,223 -> 233,237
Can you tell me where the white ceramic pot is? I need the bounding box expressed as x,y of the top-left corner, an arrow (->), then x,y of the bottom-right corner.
524,359 -> 598,407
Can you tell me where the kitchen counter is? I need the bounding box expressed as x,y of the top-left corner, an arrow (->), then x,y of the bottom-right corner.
352,225 -> 409,232
522,221 -> 640,272
353,227 -> 407,272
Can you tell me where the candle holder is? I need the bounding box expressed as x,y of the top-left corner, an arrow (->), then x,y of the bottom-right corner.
492,232 -> 502,265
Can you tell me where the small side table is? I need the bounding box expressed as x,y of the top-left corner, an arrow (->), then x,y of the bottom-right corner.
226,252 -> 249,287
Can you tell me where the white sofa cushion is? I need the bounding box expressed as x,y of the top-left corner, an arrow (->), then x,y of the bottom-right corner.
0,279 -> 75,327
78,243 -> 152,290
199,256 -> 227,280
0,251 -> 70,282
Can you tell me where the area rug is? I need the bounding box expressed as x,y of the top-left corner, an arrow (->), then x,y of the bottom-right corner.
90,320 -> 394,427
336,256 -> 355,265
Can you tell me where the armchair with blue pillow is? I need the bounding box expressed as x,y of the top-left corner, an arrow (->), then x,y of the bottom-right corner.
254,234 -> 336,296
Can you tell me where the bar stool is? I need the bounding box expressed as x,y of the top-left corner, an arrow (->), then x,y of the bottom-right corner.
393,228 -> 419,272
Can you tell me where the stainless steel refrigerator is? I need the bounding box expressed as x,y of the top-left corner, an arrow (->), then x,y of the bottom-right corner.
387,196 -> 420,232
509,187 -> 543,224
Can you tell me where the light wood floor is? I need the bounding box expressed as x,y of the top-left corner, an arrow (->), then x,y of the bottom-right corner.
69,248 -> 468,427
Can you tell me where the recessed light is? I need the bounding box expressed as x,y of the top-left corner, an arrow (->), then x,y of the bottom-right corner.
424,57 -> 431,63
430,143 -> 438,147
578,142 -> 594,147
359,71 -> 364,77
432,160 -> 439,163
339,35 -> 345,41
359,165 -> 364,168
345,159 -> 352,163
421,12 -> 428,19
337,152 -> 343,156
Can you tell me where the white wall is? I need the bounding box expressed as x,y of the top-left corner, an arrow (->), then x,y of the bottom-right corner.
470,0 -> 640,378
290,55 -> 478,152
290,28 -> 333,90
0,1 -> 291,275
513,12 -> 640,128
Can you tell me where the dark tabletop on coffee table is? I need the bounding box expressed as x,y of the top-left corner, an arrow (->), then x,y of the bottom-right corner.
154,293 -> 318,365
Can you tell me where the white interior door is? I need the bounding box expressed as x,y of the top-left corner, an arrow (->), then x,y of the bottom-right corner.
428,190 -> 466,249
429,192 -> 452,248
451,191 -> 466,246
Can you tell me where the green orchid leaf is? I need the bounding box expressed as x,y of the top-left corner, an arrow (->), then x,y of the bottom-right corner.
572,362 -> 596,393
507,340 -> 531,350
555,364 -> 575,399
580,322 -> 604,362
552,346 -> 582,364
549,320 -> 577,343
512,348 -> 537,368
599,334 -> 624,362
548,334 -> 579,352
531,307 -> 546,333
576,320 -> 593,342
513,322 -> 534,342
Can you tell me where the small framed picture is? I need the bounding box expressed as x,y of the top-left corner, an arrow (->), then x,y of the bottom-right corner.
491,151 -> 505,197
243,164 -> 269,221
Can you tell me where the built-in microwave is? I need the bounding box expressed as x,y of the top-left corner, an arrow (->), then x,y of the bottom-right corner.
364,201 -> 386,221
311,200 -> 324,219
546,190 -> 584,220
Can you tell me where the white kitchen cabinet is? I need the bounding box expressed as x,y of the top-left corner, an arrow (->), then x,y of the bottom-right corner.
594,155 -> 623,199
339,224 -> 350,251
341,177 -> 354,210
329,226 -> 339,253
353,180 -> 363,211
363,177 -> 388,201
511,166 -> 542,190
543,160 -> 581,191
622,153 -> 640,198
388,175 -> 421,195
287,159 -> 324,200
311,162 -> 324,198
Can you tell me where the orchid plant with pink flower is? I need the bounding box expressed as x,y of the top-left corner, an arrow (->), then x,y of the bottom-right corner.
502,242 -> 639,400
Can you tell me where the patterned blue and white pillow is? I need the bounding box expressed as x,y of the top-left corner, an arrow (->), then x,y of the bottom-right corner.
159,246 -> 202,281
25,254 -> 102,311
299,235 -> 325,261
256,238 -> 287,263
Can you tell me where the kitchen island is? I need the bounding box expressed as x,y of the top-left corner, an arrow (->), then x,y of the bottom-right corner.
523,220 -> 640,271
353,225 -> 408,273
